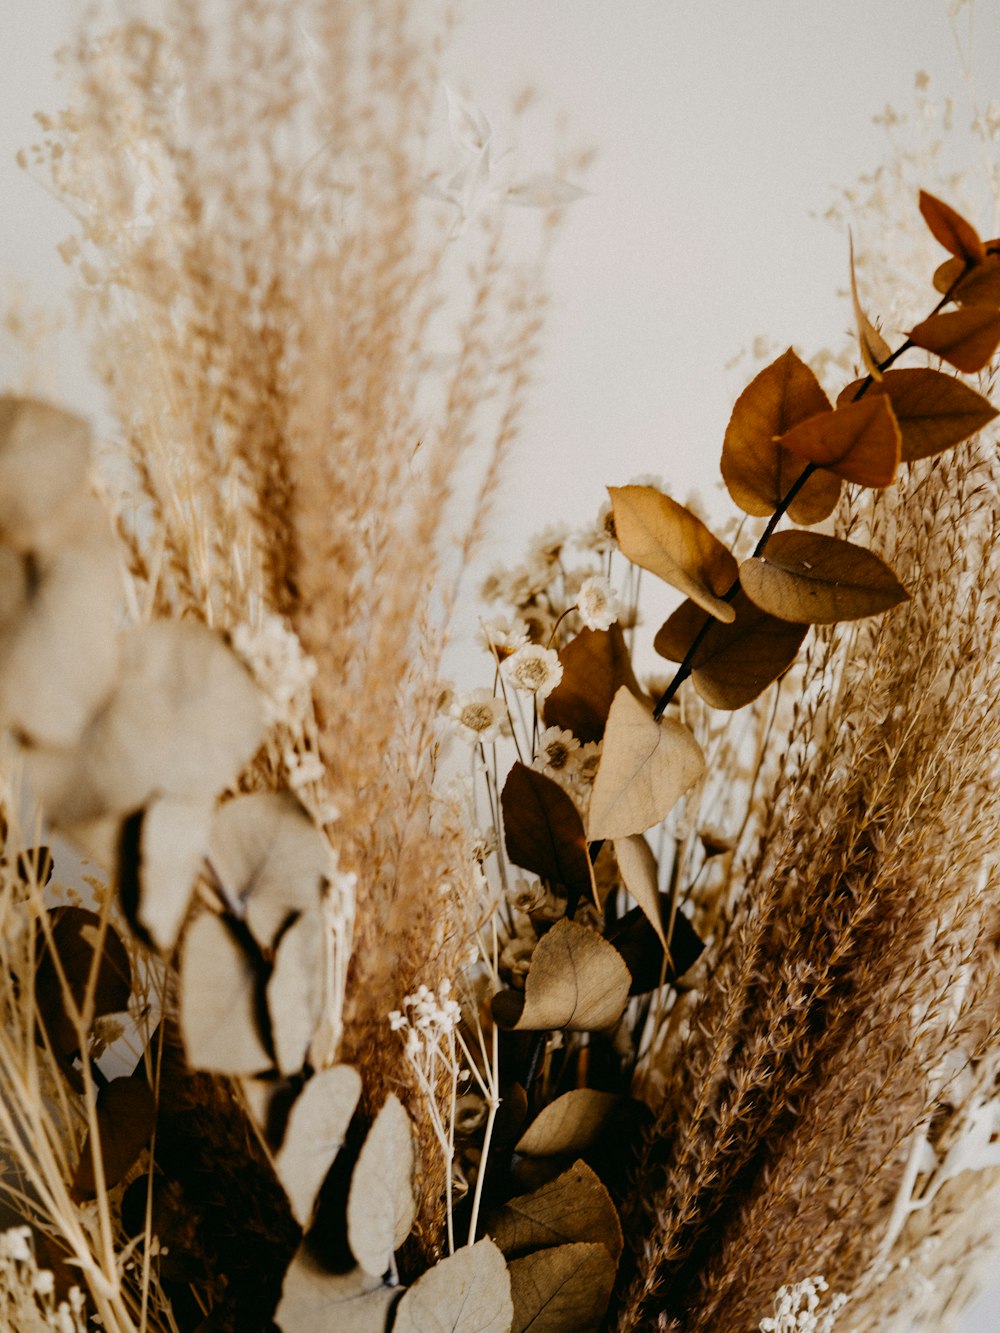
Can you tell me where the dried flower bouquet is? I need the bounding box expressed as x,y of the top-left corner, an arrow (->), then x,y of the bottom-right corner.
2,4 -> 1000,1332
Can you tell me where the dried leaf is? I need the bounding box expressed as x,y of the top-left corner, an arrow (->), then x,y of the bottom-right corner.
919,189 -> 986,265
133,795 -> 213,953
653,591 -> 807,709
720,348 -> 840,523
275,1065 -> 362,1228
777,395 -> 900,488
850,233 -> 891,379
608,486 -> 737,622
34,907 -> 132,1058
740,531 -> 910,624
587,688 -> 704,841
208,792 -> 330,949
0,397 -> 93,552
543,624 -> 642,744
516,1089 -> 619,1157
266,908 -> 326,1077
73,1076 -> 155,1198
275,1251 -> 398,1333
178,912 -> 270,1076
501,763 -> 594,904
837,368 -> 998,462
938,254 -> 1000,307
507,1242 -> 616,1333
909,305 -> 1000,373
486,1161 -> 622,1262
393,1239 -> 512,1333
347,1094 -> 417,1276
491,919 -> 631,1033
607,898 -> 705,994
612,834 -> 666,949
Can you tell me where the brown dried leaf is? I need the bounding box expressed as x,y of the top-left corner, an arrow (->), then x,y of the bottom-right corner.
720,348 -> 840,523
275,1065 -> 362,1227
516,1089 -> 619,1158
34,907 -> 132,1058
919,189 -> 986,265
178,912 -> 270,1075
653,591 -> 807,710
275,1251 -> 398,1333
508,1242 -> 616,1333
73,1076 -> 155,1198
608,486 -> 737,622
134,795 -> 213,953
347,1093 -> 417,1276
587,688 -> 704,841
501,763 -> 594,904
850,233 -> 891,380
909,305 -> 1000,373
837,368 -> 998,462
740,531 -> 909,624
209,792 -> 330,949
612,834 -> 666,949
266,908 -> 326,1077
491,919 -> 631,1033
607,897 -> 705,994
487,1161 -> 622,1263
777,395 -> 900,488
934,252 -> 1000,306
543,624 -> 642,743
0,397 -> 92,552
393,1239 -> 512,1333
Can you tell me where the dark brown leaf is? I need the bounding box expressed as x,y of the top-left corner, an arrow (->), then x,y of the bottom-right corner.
543,625 -> 642,744
606,896 -> 705,994
34,907 -> 132,1058
73,1076 -> 155,1198
501,763 -> 594,904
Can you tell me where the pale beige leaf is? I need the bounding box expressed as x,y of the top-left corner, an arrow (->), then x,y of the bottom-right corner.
347,1094 -> 417,1276
516,1089 -> 619,1157
508,1242 -> 616,1333
587,688 -> 704,841
608,485 -> 737,622
0,397 -> 92,552
740,531 -> 909,624
179,912 -> 270,1075
275,1065 -> 362,1227
208,792 -> 331,949
486,1161 -> 623,1262
613,834 -> 665,950
492,919 -> 631,1033
275,1250 -> 398,1333
267,908 -> 326,1077
393,1240 -> 512,1333
137,795 -> 213,953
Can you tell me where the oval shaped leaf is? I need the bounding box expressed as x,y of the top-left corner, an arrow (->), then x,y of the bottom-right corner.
275,1251 -> 398,1333
837,368 -> 998,462
608,486 -> 737,622
501,763 -> 594,904
267,908 -> 326,1076
740,531 -> 909,624
720,348 -> 840,524
347,1094 -> 417,1276
133,795 -> 214,953
777,395 -> 900,488
543,624 -> 642,744
73,1076 -> 155,1198
179,912 -> 270,1075
587,688 -> 704,841
393,1240 -> 512,1333
919,189 -> 986,265
909,305 -> 1000,373
516,1089 -> 619,1158
612,834 -> 666,950
491,919 -> 631,1034
653,591 -> 807,710
508,1242 -> 616,1333
0,397 -> 93,552
275,1065 -> 362,1228
486,1160 -> 622,1262
935,253 -> 1000,306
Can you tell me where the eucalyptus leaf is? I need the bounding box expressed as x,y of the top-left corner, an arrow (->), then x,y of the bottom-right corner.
346,1093 -> 417,1276
393,1239 -> 512,1333
275,1065 -> 362,1227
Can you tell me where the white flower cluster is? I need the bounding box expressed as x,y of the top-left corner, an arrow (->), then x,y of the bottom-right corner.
759,1275 -> 847,1333
232,612 -> 318,730
389,980 -> 462,1060
0,1227 -> 86,1332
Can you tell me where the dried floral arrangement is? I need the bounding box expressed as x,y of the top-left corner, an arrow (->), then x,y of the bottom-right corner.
2,4 -> 1000,1332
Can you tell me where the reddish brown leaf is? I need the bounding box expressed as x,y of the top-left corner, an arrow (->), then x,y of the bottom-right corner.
543,625 -> 642,744
740,531 -> 909,624
909,305 -> 1000,374
934,253 -> 1000,306
919,190 -> 986,265
777,395 -> 900,488
501,763 -> 594,904
837,368 -> 998,462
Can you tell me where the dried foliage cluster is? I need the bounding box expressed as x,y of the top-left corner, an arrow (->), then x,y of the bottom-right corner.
2,4 -> 1000,1332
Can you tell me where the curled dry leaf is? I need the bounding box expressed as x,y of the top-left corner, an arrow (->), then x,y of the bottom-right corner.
909,304 -> 1000,374
266,908 -> 326,1077
740,530 -> 910,625
608,485 -> 737,622
346,1093 -> 417,1277
507,1241 -> 617,1333
543,624 -> 642,743
587,687 -> 704,841
274,1064 -> 362,1228
918,189 -> 986,265
34,907 -> 132,1059
612,833 -> 667,950
131,795 -> 214,953
178,911 -> 271,1076
837,368 -> 999,462
208,791 -> 330,949
720,348 -> 840,524
849,232 -> 891,380
275,1250 -> 398,1333
486,1160 -> 623,1262
501,763 -> 594,906
491,918 -> 631,1033
73,1076 -> 155,1198
516,1089 -> 619,1158
0,397 -> 92,553
653,591 -> 807,710
393,1239 -> 513,1333
777,394 -> 900,489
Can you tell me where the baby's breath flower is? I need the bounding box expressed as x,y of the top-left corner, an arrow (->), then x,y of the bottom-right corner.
448,687 -> 509,745
502,644 -> 563,700
232,613 -> 317,730
533,725 -> 580,779
577,575 -> 619,631
758,1276 -> 847,1333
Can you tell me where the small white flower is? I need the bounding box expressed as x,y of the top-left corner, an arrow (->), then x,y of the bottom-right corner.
533,726 -> 580,779
502,644 -> 563,700
478,615 -> 529,661
577,575 -> 619,631
448,688 -> 509,746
